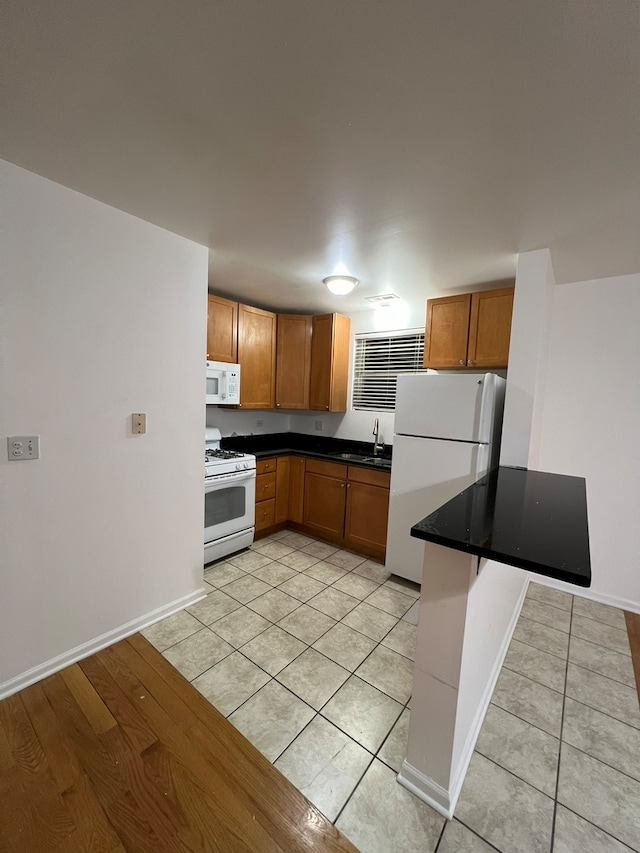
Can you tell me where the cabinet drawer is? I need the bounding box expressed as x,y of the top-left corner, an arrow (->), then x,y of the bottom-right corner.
256,471 -> 276,501
256,457 -> 277,475
347,466 -> 391,488
304,458 -> 347,479
255,498 -> 275,531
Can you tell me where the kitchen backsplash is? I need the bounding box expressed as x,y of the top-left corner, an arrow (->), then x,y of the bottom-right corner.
205,406 -> 395,446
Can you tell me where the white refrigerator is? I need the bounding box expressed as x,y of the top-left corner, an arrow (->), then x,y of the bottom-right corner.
386,372 -> 506,584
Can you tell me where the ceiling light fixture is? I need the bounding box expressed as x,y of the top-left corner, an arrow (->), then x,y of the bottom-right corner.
323,275 -> 359,296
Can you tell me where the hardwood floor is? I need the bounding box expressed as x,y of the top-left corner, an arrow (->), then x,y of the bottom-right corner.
0,635 -> 359,853
625,609 -> 640,704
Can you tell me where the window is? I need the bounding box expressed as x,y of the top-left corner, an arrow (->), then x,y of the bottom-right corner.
352,330 -> 427,411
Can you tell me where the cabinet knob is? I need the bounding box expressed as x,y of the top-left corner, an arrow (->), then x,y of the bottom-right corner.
276,403 -> 280,407
459,359 -> 465,365
468,360 -> 474,366
325,406 -> 329,410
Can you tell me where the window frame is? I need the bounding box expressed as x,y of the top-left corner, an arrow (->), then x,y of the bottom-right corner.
351,328 -> 428,412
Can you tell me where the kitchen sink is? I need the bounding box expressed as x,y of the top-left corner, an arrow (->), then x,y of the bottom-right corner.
329,452 -> 371,461
329,451 -> 391,468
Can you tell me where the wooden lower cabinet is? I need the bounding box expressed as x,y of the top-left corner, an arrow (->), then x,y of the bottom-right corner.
275,456 -> 290,524
255,497 -> 276,533
255,457 -> 278,535
253,454 -> 391,560
255,456 -> 291,538
288,456 -> 305,524
302,459 -> 347,544
344,466 -> 390,562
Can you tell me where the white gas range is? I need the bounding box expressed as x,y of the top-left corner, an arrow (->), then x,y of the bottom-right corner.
204,427 -> 256,565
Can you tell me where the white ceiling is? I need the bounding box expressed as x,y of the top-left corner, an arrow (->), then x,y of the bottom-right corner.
2,0 -> 638,315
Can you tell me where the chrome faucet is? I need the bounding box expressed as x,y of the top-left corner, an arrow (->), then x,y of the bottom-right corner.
372,418 -> 385,456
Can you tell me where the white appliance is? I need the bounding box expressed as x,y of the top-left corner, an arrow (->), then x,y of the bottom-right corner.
386,373 -> 506,584
204,427 -> 256,564
206,361 -> 240,405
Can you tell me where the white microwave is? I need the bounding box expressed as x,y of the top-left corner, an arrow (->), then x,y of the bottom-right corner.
206,361 -> 240,405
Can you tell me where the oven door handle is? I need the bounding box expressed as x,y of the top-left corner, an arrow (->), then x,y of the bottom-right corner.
205,469 -> 256,487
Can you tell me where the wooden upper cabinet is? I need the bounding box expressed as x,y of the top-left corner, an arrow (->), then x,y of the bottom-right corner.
237,304 -> 277,408
309,313 -> 351,412
424,294 -> 472,368
276,315 -> 312,409
207,294 -> 238,363
467,287 -> 514,368
424,287 -> 514,369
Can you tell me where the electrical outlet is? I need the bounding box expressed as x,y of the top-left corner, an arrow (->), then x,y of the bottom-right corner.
314,420 -> 323,431
7,435 -> 40,460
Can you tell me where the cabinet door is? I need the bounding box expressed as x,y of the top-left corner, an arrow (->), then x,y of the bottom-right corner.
288,456 -> 305,524
207,294 -> 238,362
344,469 -> 390,561
309,314 -> 351,411
276,315 -> 312,409
255,499 -> 276,533
256,471 -> 276,503
467,287 -> 514,368
275,456 -> 290,524
424,294 -> 472,368
238,304 -> 277,408
303,460 -> 347,542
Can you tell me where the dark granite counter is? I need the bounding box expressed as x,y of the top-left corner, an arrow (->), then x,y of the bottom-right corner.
411,466 -> 591,587
220,431 -> 392,470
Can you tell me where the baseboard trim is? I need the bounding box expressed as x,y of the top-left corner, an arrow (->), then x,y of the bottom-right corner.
528,574 -> 640,615
0,588 -> 206,700
397,761 -> 455,819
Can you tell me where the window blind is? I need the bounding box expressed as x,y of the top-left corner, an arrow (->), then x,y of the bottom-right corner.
352,330 -> 426,411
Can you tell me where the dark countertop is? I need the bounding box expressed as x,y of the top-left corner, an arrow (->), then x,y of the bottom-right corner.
411,466 -> 591,587
220,431 -> 392,471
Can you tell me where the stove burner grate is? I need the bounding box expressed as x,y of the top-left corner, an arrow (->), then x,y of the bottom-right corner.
205,448 -> 245,461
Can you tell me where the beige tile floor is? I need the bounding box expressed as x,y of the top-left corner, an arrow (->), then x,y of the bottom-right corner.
143,530 -> 640,853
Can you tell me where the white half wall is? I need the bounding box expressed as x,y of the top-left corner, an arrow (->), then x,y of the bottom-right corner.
0,161 -> 209,694
537,273 -> 640,610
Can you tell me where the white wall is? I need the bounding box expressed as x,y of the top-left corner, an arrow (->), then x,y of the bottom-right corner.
0,161 -> 209,695
206,407 -> 291,437
537,273 -> 640,610
500,249 -> 556,467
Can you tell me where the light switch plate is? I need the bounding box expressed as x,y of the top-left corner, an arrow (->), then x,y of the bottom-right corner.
132,413 -> 147,434
7,435 -> 40,460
